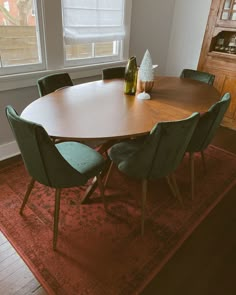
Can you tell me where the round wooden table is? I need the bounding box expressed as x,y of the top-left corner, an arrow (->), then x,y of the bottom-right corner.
21,76 -> 220,142
21,76 -> 221,203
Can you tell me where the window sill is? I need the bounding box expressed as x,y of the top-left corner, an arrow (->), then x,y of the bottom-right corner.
0,61 -> 126,92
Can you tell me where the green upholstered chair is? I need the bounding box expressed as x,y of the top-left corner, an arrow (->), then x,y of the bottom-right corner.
186,93 -> 231,199
5,106 -> 106,250
102,66 -> 125,80
180,69 -> 215,85
37,72 -> 101,150
37,72 -> 73,97
106,112 -> 200,234
37,72 -> 112,154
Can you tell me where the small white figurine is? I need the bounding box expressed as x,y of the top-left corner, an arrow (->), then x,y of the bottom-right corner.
137,50 -> 158,100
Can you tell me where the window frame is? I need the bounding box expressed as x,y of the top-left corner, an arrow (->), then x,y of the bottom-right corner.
0,0 -> 132,91
64,40 -> 123,67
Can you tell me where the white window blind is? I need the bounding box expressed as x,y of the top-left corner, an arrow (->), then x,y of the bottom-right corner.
62,0 -> 125,44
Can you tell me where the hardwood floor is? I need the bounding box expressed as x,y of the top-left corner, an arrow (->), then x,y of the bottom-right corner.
1,126 -> 236,295
0,232 -> 47,294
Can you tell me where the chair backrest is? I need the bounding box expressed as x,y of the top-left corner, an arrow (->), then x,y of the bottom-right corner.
5,106 -> 87,188
180,69 -> 215,85
37,72 -> 73,97
102,67 -> 125,80
187,92 -> 231,152
118,112 -> 200,179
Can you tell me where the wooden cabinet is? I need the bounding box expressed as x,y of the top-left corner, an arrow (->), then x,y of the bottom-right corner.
198,0 -> 236,129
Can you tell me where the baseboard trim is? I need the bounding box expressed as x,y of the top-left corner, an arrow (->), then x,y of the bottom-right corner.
0,141 -> 20,161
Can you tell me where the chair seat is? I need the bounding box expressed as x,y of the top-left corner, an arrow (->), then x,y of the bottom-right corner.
109,138 -> 144,166
56,141 -> 105,179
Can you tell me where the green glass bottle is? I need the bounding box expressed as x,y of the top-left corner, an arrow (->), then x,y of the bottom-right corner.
124,56 -> 138,95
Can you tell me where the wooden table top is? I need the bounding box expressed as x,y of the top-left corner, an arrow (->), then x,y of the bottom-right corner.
21,76 -> 220,141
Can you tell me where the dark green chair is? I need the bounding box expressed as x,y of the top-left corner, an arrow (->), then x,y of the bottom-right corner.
36,71 -> 72,147
5,106 -> 106,250
186,93 -> 231,199
106,112 -> 200,234
180,69 -> 215,85
102,66 -> 125,80
37,72 -> 73,97
37,72 -> 111,154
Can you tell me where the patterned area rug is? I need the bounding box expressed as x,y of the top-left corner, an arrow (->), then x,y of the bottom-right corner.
0,145 -> 236,295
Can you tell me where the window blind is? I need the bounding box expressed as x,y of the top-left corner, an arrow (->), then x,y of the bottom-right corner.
62,0 -> 125,44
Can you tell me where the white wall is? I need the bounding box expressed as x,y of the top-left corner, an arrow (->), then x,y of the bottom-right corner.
129,0 -> 176,74
129,0 -> 212,76
165,0 -> 212,76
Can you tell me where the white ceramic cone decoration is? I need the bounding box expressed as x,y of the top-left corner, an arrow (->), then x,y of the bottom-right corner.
137,50 -> 158,100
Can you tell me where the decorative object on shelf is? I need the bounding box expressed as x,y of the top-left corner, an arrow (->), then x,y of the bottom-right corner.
124,56 -> 138,95
228,35 -> 236,53
214,37 -> 225,51
137,49 -> 158,100
214,33 -> 236,54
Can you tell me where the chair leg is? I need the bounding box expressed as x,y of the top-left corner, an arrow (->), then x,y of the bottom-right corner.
201,151 -> 206,172
80,159 -> 112,204
190,152 -> 195,200
166,176 -> 177,199
104,161 -> 113,187
53,188 -> 61,251
20,177 -> 35,215
170,174 -> 183,205
97,173 -> 106,209
141,179 -> 148,235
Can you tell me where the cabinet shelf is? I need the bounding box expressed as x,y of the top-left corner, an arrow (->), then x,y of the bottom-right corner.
208,51 -> 236,59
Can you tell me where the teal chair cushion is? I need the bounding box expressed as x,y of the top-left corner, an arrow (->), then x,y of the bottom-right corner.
56,142 -> 105,179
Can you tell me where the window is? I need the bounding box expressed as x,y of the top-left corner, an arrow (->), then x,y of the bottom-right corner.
0,0 -> 131,80
0,0 -> 45,75
221,0 -> 236,20
61,0 -> 125,66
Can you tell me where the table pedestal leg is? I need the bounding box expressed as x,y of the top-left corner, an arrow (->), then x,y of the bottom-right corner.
80,140 -> 116,204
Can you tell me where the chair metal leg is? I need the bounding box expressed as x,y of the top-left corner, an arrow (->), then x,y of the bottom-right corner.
141,179 -> 148,235
53,188 -> 61,251
20,177 -> 35,215
170,174 -> 183,204
190,152 -> 195,200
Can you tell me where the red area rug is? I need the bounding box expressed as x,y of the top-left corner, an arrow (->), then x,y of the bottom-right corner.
1,145 -> 236,295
